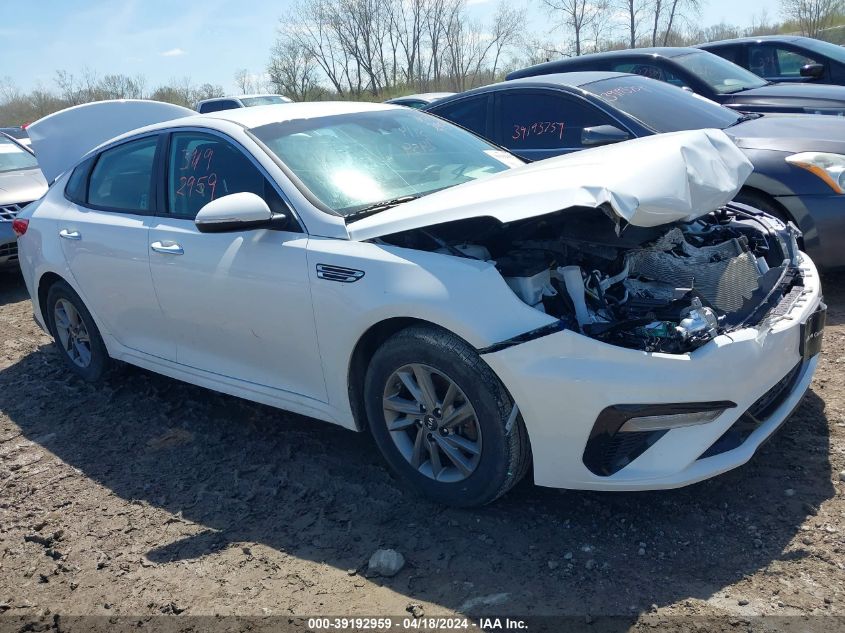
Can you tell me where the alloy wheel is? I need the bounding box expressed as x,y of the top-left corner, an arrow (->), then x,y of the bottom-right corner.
382,363 -> 482,483
53,298 -> 92,368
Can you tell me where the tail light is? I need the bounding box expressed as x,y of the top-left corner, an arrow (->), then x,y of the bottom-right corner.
12,218 -> 29,237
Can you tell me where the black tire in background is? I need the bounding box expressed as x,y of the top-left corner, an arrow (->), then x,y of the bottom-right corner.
45,280 -> 110,382
364,325 -> 531,507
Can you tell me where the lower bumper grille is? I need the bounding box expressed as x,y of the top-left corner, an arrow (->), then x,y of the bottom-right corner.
0,242 -> 18,260
698,361 -> 804,459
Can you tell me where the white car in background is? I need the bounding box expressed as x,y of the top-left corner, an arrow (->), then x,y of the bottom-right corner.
15,100 -> 824,506
196,94 -> 292,114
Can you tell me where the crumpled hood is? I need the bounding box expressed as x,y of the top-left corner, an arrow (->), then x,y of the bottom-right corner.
347,128 -> 753,241
28,100 -> 196,183
727,113 -> 845,154
0,168 -> 48,206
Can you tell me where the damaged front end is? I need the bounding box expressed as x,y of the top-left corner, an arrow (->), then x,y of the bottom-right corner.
379,203 -> 805,354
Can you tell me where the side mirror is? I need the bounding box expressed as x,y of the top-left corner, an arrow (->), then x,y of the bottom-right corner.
800,63 -> 824,79
581,124 -> 630,147
194,192 -> 286,233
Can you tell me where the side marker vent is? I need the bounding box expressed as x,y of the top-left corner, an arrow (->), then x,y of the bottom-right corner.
316,264 -> 365,283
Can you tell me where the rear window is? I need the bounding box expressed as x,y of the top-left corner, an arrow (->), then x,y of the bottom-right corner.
240,96 -> 291,107
0,136 -> 38,173
583,75 -> 741,132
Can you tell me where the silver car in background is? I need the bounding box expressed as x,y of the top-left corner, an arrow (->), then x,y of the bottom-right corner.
0,133 -> 47,269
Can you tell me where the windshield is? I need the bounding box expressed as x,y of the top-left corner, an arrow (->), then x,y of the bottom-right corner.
674,51 -> 769,93
0,136 -> 38,173
583,75 -> 742,132
800,38 -> 845,64
241,96 -> 291,107
251,109 -> 518,215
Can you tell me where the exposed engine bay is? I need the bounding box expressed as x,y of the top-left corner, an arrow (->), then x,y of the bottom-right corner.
380,204 -> 805,354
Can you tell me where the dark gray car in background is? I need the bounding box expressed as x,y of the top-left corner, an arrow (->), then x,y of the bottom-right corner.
424,72 -> 845,269
700,36 -> 845,86
506,47 -> 845,116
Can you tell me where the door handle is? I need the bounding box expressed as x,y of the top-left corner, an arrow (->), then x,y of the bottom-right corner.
150,241 -> 184,255
59,229 -> 81,240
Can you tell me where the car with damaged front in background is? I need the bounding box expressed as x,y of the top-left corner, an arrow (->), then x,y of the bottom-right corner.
15,100 -> 825,506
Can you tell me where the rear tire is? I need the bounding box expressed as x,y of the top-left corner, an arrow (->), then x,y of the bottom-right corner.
45,281 -> 110,382
364,325 -> 530,507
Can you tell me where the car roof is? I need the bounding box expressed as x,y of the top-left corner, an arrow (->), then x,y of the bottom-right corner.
699,35 -> 804,47
507,48 -> 704,78
122,101 -> 404,140
428,71 -> 629,105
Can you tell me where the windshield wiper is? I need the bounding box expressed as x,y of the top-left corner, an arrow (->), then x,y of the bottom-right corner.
345,195 -> 420,221
725,112 -> 763,128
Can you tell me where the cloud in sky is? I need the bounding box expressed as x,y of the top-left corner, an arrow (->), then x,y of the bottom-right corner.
160,48 -> 186,57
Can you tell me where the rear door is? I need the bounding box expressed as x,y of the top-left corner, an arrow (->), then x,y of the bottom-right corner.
58,134 -> 173,360
148,130 -> 326,401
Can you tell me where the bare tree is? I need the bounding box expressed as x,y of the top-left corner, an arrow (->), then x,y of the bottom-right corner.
268,39 -> 322,100
781,0 -> 844,37
488,2 -> 522,77
661,0 -> 700,45
619,0 -> 646,48
234,69 -> 255,94
541,0 -> 598,56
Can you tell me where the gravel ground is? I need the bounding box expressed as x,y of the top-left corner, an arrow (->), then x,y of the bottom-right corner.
0,270 -> 844,628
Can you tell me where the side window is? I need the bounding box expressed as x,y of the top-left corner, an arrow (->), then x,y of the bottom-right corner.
499,91 -> 615,150
87,136 -> 157,213
748,45 -> 819,78
199,100 -> 239,113
198,101 -> 221,113
430,96 -> 488,135
611,61 -> 686,87
167,132 -> 282,219
64,156 -> 96,204
709,46 -> 741,65
776,46 -> 820,78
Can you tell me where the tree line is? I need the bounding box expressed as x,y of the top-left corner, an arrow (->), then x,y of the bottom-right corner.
265,0 -> 844,99
1,0 -> 843,127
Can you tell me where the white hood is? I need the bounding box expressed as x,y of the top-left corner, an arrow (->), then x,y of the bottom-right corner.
346,129 -> 753,241
28,100 -> 195,183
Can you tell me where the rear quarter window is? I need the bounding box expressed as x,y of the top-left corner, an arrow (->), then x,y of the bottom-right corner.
429,96 -> 488,136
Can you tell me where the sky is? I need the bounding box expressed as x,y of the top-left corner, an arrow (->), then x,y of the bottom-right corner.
2,0 -> 778,95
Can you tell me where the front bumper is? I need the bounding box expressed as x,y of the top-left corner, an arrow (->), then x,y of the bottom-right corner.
482,254 -> 823,491
776,193 -> 845,270
0,222 -> 19,269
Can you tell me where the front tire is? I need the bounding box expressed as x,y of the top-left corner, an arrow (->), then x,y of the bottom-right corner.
45,280 -> 110,382
364,325 -> 530,507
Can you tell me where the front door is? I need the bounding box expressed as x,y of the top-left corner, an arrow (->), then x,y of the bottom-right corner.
148,131 -> 327,401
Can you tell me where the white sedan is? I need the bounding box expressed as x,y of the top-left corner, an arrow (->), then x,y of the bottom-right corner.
15,100 -> 825,506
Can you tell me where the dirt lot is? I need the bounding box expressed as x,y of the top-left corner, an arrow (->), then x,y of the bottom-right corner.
0,270 -> 844,629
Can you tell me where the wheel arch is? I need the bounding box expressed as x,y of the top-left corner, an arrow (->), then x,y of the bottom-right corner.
37,271 -> 66,327
737,185 -> 795,223
347,317 -> 434,432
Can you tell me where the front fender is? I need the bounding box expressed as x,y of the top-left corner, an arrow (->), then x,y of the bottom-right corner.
306,237 -> 554,422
